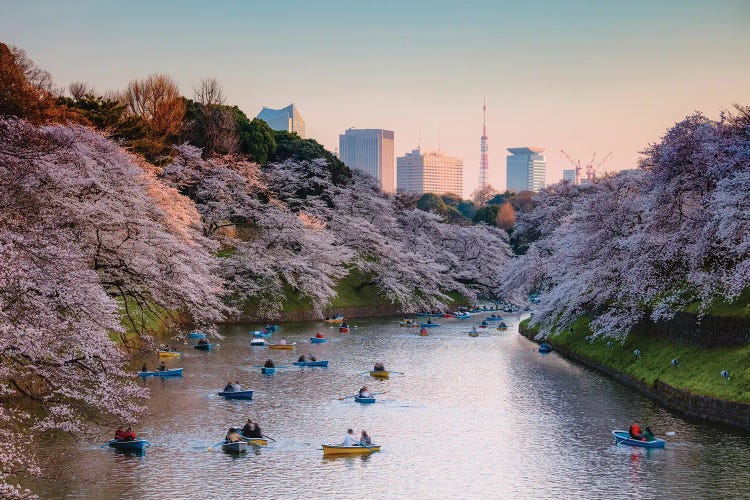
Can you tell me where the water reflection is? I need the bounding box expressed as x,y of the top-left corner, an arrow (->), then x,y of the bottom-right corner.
22,314 -> 750,499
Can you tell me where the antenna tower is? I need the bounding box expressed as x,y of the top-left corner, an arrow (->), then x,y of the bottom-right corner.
479,98 -> 489,188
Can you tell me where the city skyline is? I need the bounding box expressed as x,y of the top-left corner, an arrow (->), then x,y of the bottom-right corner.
2,1 -> 749,196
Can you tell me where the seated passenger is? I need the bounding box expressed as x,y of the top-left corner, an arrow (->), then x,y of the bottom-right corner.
358,386 -> 371,398
226,428 -> 241,443
315,332 -> 324,338
264,359 -> 275,368
279,338 -> 287,345
309,355 -> 317,362
249,422 -> 263,438
233,381 -> 242,391
158,362 -> 167,371
123,426 -> 136,441
643,427 -> 655,442
198,338 -> 209,345
373,362 -> 385,372
241,419 -> 254,437
298,355 -> 306,362
223,381 -> 235,393
360,430 -> 371,446
141,363 -> 148,373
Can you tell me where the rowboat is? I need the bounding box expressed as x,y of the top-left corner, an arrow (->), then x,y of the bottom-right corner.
310,337 -> 327,343
417,330 -> 429,336
486,316 -> 504,322
261,367 -> 277,375
454,312 -> 471,319
268,343 -> 294,350
399,320 -> 415,327
324,316 -> 344,324
419,323 -> 440,328
468,332 -> 479,337
612,431 -> 666,448
188,331 -> 206,339
158,351 -> 182,358
442,313 -> 455,318
194,343 -> 212,351
354,396 -> 376,403
250,338 -> 268,347
251,331 -> 272,338
293,360 -> 329,367
138,368 -> 183,377
497,325 -> 508,331
239,435 -> 268,446
218,390 -> 254,400
339,326 -> 350,333
415,313 -> 431,317
369,370 -> 390,379
322,444 -> 380,456
108,439 -> 149,452
538,343 -> 552,353
222,441 -> 248,454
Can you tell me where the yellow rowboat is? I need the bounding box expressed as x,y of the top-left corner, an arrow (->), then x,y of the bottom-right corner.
322,444 -> 380,456
239,436 -> 268,447
496,326 -> 508,331
369,370 -> 390,379
158,351 -> 181,358
324,318 -> 344,324
268,343 -> 294,350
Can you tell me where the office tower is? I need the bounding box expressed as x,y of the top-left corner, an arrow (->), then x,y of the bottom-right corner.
397,148 -> 463,195
506,147 -> 546,192
256,103 -> 305,138
563,169 -> 576,183
339,128 -> 395,192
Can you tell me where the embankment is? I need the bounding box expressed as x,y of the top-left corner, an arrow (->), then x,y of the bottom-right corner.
519,318 -> 750,430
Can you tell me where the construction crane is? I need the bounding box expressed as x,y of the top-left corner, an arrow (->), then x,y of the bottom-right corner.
560,149 -> 582,185
560,150 -> 613,185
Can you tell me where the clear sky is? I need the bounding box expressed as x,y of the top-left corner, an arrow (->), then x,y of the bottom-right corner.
2,0 -> 749,196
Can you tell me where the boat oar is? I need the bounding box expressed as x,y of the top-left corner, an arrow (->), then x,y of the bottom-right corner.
389,371 -> 404,374
262,434 -> 276,442
338,394 -> 358,400
207,440 -> 225,451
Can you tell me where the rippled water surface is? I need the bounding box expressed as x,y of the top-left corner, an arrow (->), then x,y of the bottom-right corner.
30,314 -> 750,499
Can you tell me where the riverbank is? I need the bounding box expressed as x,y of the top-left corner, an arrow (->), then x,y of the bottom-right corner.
519,317 -> 750,430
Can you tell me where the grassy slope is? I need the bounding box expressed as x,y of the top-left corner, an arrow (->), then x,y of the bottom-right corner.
522,317 -> 750,403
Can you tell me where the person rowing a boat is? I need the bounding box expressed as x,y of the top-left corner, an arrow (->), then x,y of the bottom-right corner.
341,428 -> 360,446
358,386 -> 371,398
158,361 -> 167,371
309,355 -> 317,361
233,381 -> 242,391
198,338 -> 209,345
223,381 -> 235,393
373,362 -> 385,372
241,419 -> 254,437
315,332 -> 324,338
628,421 -> 643,439
226,427 -> 242,443
122,426 -> 136,441
643,427 -> 655,442
279,338 -> 287,345
298,355 -> 306,362
264,359 -> 275,368
141,363 -> 148,373
114,426 -> 127,441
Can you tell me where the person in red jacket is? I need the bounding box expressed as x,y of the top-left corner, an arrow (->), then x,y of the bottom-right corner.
123,426 -> 137,441
315,332 -> 324,338
629,421 -> 642,439
114,426 -> 127,441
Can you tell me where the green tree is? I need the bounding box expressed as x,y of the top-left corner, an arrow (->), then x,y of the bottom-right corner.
440,192 -> 462,207
417,193 -> 448,213
457,200 -> 478,219
237,116 -> 277,164
270,130 -> 351,185
472,204 -> 500,225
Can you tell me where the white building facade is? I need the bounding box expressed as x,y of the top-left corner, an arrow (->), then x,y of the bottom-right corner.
506,147 -> 546,192
397,148 -> 463,196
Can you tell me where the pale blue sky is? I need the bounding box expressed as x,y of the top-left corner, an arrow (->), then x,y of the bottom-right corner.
3,0 -> 749,194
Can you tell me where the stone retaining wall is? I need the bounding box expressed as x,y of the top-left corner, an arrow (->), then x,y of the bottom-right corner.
519,322 -> 750,430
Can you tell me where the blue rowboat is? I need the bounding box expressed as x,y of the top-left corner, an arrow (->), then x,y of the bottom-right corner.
218,390 -> 254,400
222,441 -> 248,454
415,313 -> 431,317
538,343 -> 552,353
138,368 -> 183,378
108,439 -> 149,452
454,312 -> 471,319
419,323 -> 440,328
612,431 -> 666,448
194,343 -> 212,351
266,325 -> 279,332
485,316 -> 505,321
293,360 -> 329,368
188,331 -> 206,339
310,337 -> 327,344
261,367 -> 276,375
354,396 -> 376,404
251,331 -> 272,338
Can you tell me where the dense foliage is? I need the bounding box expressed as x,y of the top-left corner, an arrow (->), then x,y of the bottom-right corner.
504,107 -> 750,340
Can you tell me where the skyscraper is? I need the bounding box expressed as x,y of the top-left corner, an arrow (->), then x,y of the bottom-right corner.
479,98 -> 489,189
563,169 -> 576,183
397,148 -> 463,196
339,128 -> 395,192
506,147 -> 546,192
256,103 -> 306,138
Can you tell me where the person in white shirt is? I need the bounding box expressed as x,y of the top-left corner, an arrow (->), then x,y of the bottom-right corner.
358,386 -> 371,398
341,428 -> 359,446
232,381 -> 242,391
279,338 -> 287,345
